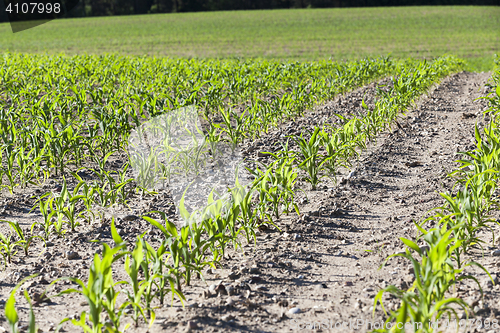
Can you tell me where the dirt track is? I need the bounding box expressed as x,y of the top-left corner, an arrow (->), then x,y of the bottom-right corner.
0,71 -> 497,333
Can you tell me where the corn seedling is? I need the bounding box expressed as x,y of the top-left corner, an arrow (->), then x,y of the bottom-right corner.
2,143 -> 19,194
57,222 -> 129,333
142,213 -> 189,295
4,275 -> 39,333
373,222 -> 490,333
143,239 -> 180,306
123,236 -> 150,327
0,229 -> 24,267
251,156 -> 299,221
294,127 -> 332,190
231,181 -> 259,245
1,220 -> 42,257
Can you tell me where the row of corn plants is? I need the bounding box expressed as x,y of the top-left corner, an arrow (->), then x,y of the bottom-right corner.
0,53 -> 395,191
1,55 -> 466,332
371,59 -> 500,332
261,57 -> 466,193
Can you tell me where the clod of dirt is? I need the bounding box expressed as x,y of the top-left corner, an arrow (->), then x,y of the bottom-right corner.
65,251 -> 79,260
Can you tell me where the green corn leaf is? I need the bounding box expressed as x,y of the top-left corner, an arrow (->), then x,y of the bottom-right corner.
5,289 -> 19,328
400,237 -> 421,254
361,99 -> 368,110
23,290 -> 37,333
110,219 -> 124,245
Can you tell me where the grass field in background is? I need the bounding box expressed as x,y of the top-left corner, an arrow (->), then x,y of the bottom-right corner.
0,6 -> 498,71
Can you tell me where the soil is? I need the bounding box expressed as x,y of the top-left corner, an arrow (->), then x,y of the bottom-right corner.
1,71 -> 498,333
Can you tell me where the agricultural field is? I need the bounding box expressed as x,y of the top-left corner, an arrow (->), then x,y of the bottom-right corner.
0,50 -> 499,333
0,6 -> 499,71
0,6 -> 500,333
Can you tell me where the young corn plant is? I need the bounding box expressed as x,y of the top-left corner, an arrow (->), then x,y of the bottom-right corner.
91,170 -> 133,211
294,127 -> 332,190
137,242 -> 158,322
71,172 -> 97,223
143,239 -> 178,306
2,220 -> 41,257
373,222 -> 489,333
31,194 -> 56,241
231,182 -> 259,245
51,178 -> 70,236
2,143 -> 19,194
0,230 -> 23,268
57,222 -> 130,333
433,187 -> 496,258
61,183 -> 86,233
123,236 -> 150,328
15,146 -> 39,188
250,156 -> 299,222
4,275 -> 39,333
320,125 -> 361,181
442,125 -> 500,253
113,163 -> 135,206
129,148 -> 162,190
142,213 -> 189,296
187,218 -> 216,279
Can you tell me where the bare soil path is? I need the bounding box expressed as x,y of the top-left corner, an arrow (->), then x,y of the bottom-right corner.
1,72 -> 497,333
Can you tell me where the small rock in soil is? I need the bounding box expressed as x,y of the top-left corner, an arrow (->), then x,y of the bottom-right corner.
288,307 -> 301,314
66,251 -> 79,260
278,299 -> 289,307
250,275 -> 262,283
187,321 -> 198,329
32,292 -> 49,303
39,277 -> 50,285
208,284 -> 217,294
221,314 -> 235,321
249,267 -> 260,274
215,284 -> 227,295
122,215 -> 139,221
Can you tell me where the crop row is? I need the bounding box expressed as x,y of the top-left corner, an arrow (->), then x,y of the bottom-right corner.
0,55 -> 466,332
0,53 -> 396,192
373,59 -> 500,332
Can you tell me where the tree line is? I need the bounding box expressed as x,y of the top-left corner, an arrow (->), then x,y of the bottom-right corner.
0,0 -> 496,22
74,0 -> 498,16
